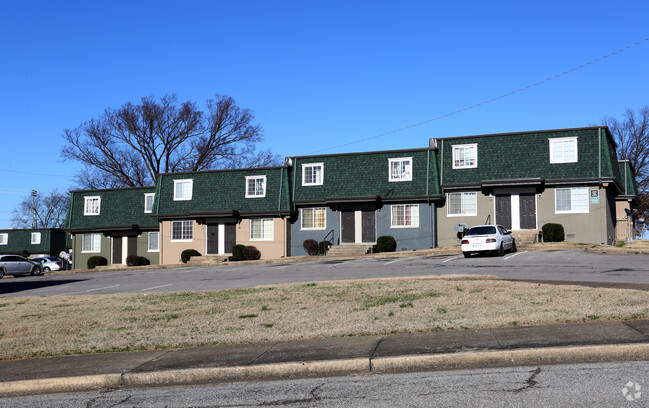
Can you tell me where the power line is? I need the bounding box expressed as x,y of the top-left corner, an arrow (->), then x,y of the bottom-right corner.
0,168 -> 75,178
304,36 -> 649,155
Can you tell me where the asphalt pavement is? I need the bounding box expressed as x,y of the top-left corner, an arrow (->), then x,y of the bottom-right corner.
2,319 -> 649,397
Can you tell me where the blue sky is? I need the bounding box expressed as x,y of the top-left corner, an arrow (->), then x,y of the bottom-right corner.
0,1 -> 647,228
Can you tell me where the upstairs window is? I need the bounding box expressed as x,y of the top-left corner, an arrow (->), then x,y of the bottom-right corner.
389,158 -> 412,181
391,204 -> 419,227
452,144 -> 478,169
0,233 -> 7,245
447,192 -> 477,216
84,196 -> 101,215
246,176 -> 267,198
550,137 -> 578,163
555,187 -> 589,213
144,193 -> 155,213
31,232 -> 41,244
301,207 -> 326,230
173,179 -> 193,201
302,163 -> 324,186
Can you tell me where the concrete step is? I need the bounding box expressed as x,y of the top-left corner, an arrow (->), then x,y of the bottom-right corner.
511,230 -> 539,244
326,244 -> 373,257
187,255 -> 229,265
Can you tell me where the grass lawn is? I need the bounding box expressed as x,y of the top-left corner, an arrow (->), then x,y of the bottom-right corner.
1,275 -> 648,360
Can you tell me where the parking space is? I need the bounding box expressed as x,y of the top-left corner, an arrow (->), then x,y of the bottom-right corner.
1,249 -> 649,298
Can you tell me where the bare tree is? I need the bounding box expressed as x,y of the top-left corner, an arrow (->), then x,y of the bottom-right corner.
603,106 -> 649,234
11,190 -> 70,229
62,94 -> 282,188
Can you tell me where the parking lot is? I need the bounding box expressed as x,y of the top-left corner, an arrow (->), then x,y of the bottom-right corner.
1,249 -> 648,298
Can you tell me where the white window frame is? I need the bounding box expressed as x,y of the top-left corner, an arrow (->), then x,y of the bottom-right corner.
302,163 -> 324,186
447,192 -> 478,216
171,220 -> 193,242
452,144 -> 478,169
84,196 -> 101,215
0,233 -> 7,245
245,176 -> 267,198
81,233 -> 101,253
555,187 -> 589,214
148,231 -> 160,252
550,137 -> 578,164
250,218 -> 274,241
144,193 -> 155,213
31,232 -> 41,245
301,207 -> 326,230
390,204 -> 419,228
173,179 -> 193,201
388,157 -> 413,182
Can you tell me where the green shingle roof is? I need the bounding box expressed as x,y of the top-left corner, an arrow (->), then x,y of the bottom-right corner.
0,229 -> 67,254
438,127 -> 620,186
289,148 -> 441,202
65,187 -> 158,230
618,161 -> 639,197
154,167 -> 291,217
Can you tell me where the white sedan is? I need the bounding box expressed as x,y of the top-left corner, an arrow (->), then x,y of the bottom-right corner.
461,224 -> 516,258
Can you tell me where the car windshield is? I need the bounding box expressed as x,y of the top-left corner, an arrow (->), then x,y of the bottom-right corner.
466,226 -> 496,236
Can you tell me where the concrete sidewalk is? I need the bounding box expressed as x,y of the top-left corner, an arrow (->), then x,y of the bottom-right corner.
2,319 -> 649,397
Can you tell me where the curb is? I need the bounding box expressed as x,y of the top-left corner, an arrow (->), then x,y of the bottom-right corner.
2,344 -> 649,397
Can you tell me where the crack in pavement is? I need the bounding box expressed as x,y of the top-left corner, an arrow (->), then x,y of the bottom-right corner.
510,367 -> 541,393
256,382 -> 325,406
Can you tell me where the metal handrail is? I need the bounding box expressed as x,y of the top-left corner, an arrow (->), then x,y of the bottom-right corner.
322,229 -> 334,255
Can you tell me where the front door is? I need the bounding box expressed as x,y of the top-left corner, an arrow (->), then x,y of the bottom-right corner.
361,210 -> 376,243
495,195 -> 512,230
224,223 -> 236,254
519,193 -> 536,229
341,211 -> 355,243
207,224 -> 219,254
206,223 -> 237,254
112,236 -> 122,264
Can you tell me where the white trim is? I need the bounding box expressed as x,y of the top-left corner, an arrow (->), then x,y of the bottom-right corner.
144,193 -> 155,213
30,232 -> 41,245
218,224 -> 225,254
173,179 -> 193,201
0,233 -> 8,245
447,192 -> 477,217
300,207 -> 326,230
302,163 -> 324,186
555,187 -> 589,214
452,144 -> 478,169
549,137 -> 578,164
84,196 -> 101,215
148,231 -> 160,252
170,220 -> 193,242
250,218 -> 274,241
81,233 -> 101,253
245,175 -> 267,198
390,204 -> 419,228
388,157 -> 413,182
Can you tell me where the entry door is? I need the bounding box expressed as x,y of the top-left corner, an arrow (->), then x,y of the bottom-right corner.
224,223 -> 236,254
495,195 -> 512,230
206,224 -> 219,254
341,211 -> 355,243
519,194 -> 537,229
361,210 -> 376,243
112,236 -> 122,264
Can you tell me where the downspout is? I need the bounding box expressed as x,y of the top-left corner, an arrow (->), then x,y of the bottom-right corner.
427,149 -> 434,248
598,128 -> 605,244
277,168 -> 285,258
292,158 -> 297,211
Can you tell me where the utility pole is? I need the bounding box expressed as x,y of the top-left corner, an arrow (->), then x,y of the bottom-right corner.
31,190 -> 37,229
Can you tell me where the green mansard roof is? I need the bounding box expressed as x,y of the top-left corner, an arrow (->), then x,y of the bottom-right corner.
65,187 -> 158,231
618,160 -> 639,198
0,228 -> 67,254
153,166 -> 291,218
288,148 -> 441,204
437,127 -> 622,189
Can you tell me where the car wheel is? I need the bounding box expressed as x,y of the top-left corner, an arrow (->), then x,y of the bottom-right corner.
31,266 -> 42,276
497,244 -> 504,256
463,252 -> 471,258
0,269 -> 4,279
511,239 -> 517,253
43,267 -> 51,272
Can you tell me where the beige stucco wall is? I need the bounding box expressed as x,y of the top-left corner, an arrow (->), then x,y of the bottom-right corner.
160,220 -> 206,265
616,200 -> 632,241
436,192 -> 494,247
235,218 -> 290,260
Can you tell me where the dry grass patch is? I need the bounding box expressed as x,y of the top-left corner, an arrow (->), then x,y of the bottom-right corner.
1,275 -> 648,360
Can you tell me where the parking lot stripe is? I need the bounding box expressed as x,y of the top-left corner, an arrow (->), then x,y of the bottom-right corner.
384,258 -> 408,265
140,284 -> 173,292
442,256 -> 460,263
504,251 -> 526,260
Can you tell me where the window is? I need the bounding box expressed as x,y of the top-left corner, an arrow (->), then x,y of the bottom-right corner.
246,176 -> 267,198
31,232 -> 41,244
81,233 -> 101,252
250,218 -> 274,240
148,232 -> 159,251
389,158 -> 412,181
171,220 -> 193,241
302,163 -> 324,186
0,233 -> 7,245
301,207 -> 326,230
144,193 -> 155,213
550,137 -> 578,163
555,187 -> 589,213
447,192 -> 477,216
173,179 -> 193,201
84,196 -> 101,215
391,204 -> 419,227
452,144 -> 478,169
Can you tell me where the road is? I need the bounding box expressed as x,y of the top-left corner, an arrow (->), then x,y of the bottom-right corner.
2,361 -> 646,407
1,249 -> 648,297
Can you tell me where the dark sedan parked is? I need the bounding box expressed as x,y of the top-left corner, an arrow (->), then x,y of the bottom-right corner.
0,255 -> 43,278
